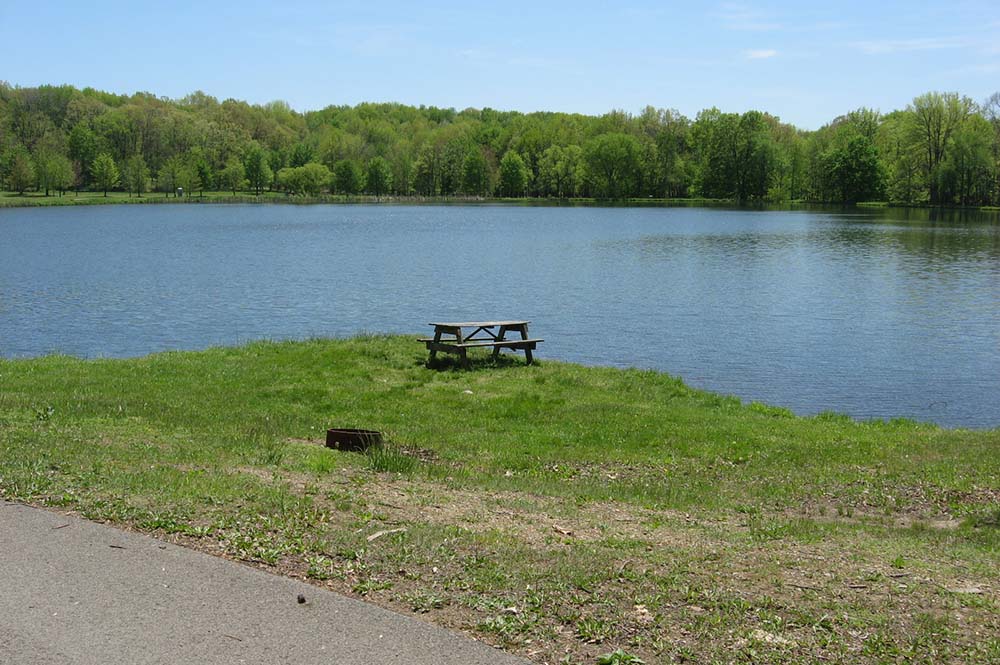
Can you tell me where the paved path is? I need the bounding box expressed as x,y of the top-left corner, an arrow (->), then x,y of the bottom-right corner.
0,502 -> 528,665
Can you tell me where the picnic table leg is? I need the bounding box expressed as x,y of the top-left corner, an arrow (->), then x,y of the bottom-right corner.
459,347 -> 469,369
428,329 -> 442,362
516,324 -> 534,364
493,325 -> 509,359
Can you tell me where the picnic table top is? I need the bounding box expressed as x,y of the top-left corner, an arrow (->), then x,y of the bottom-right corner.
428,320 -> 530,328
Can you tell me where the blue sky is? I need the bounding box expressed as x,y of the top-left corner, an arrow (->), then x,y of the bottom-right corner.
2,1 -> 998,129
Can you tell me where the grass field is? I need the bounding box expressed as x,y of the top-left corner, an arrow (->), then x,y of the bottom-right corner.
0,190 -> 840,211
1,337 -> 997,663
0,190 -> 735,209
0,190 -> 317,207
4,190 -> 1000,213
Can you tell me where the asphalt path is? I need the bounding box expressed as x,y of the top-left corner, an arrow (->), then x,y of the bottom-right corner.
0,501 -> 528,664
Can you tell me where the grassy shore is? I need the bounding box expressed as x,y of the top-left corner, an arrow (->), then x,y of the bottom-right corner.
5,190 -> 1000,213
0,190 -> 738,209
1,337 -> 997,663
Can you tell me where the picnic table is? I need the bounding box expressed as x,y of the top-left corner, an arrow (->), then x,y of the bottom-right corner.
420,320 -> 543,367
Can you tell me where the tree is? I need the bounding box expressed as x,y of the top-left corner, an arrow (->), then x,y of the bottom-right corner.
538,145 -> 565,197
219,158 -> 246,195
158,155 -> 189,196
121,154 -> 149,197
34,151 -> 68,196
3,147 -> 35,194
692,110 -> 782,201
365,156 -> 392,196
412,143 -> 440,196
388,140 -> 414,195
333,159 -> 364,194
298,162 -> 331,195
461,148 -> 491,196
47,154 -> 74,196
583,133 -> 642,199
498,150 -> 529,197
277,167 -> 299,194
438,137 -> 469,195
984,92 -> 1000,203
91,153 -> 119,196
878,110 -> 924,203
267,149 -> 285,191
538,144 -> 584,198
243,144 -> 272,195
289,142 -> 314,167
823,134 -> 884,203
193,155 -> 213,196
909,92 -> 973,204
938,115 -> 995,205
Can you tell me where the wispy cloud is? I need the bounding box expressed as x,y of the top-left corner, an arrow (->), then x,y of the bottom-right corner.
745,49 -> 778,59
851,36 -> 969,54
715,3 -> 781,31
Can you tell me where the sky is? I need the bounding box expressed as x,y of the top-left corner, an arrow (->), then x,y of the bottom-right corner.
2,1 -> 998,129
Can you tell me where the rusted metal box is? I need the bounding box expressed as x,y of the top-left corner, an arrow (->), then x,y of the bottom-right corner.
325,428 -> 382,452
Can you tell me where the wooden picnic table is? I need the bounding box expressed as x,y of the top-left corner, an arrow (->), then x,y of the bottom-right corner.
420,320 -> 543,367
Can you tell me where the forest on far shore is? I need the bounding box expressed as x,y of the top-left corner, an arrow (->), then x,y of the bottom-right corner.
2,82 -> 999,206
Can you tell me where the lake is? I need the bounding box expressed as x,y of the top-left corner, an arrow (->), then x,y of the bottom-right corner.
1,203 -> 998,429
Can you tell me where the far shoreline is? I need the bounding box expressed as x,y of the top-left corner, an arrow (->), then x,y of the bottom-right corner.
2,191 -> 998,214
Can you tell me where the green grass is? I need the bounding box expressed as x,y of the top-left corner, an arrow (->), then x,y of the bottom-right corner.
5,191 -> 1000,215
0,190 -> 341,207
0,190 -> 738,209
1,336 -> 998,663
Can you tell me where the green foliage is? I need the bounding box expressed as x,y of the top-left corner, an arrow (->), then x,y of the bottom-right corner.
596,650 -> 645,665
412,144 -> 439,196
243,144 -> 272,195
365,156 -> 392,196
3,83 -> 1000,205
68,123 -> 98,183
461,148 -> 491,196
909,92 -> 974,204
157,155 -> 191,196
90,152 -> 119,196
219,158 -> 246,195
289,142 -> 314,167
3,146 -> 35,194
938,114 -> 995,205
822,134 -> 884,203
692,110 -> 782,201
193,154 -> 214,196
333,159 -> 364,194
121,154 -> 149,197
277,162 -> 331,196
539,144 -> 584,197
576,617 -> 612,643
584,133 -> 642,199
34,151 -> 73,196
498,150 -> 529,197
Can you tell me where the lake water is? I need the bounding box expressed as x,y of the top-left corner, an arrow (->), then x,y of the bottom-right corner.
1,203 -> 998,429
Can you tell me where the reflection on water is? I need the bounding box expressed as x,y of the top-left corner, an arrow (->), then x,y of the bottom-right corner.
1,203 -> 998,429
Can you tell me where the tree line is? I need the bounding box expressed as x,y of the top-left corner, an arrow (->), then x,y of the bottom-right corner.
1,82 -> 999,206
